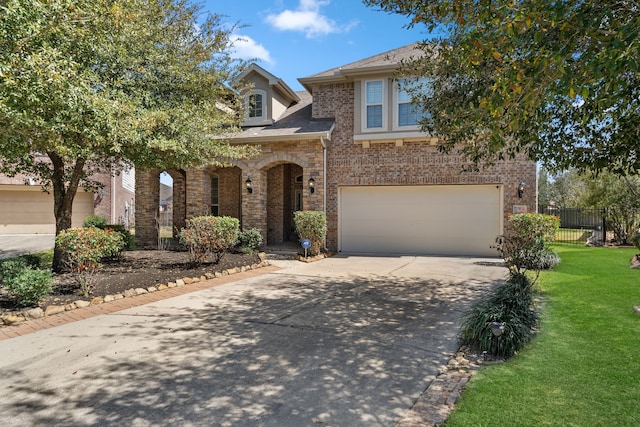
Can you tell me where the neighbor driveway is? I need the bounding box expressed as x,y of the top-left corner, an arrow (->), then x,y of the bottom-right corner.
0,234 -> 55,259
0,255 -> 506,426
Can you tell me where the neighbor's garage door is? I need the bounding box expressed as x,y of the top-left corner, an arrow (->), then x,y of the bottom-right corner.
0,186 -> 94,234
339,185 -> 502,257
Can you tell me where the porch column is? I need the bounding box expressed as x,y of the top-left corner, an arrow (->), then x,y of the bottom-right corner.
171,170 -> 186,238
185,168 -> 209,218
134,169 -> 160,249
242,169 -> 267,242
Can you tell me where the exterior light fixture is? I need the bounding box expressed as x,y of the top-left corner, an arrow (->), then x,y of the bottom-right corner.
490,321 -> 505,337
245,177 -> 253,194
308,177 -> 316,194
518,181 -> 525,198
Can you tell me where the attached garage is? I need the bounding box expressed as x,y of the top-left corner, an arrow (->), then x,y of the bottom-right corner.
0,186 -> 94,234
338,185 -> 502,257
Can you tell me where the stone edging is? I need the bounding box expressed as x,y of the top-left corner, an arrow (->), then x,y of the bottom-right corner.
397,350 -> 504,426
0,260 -> 271,327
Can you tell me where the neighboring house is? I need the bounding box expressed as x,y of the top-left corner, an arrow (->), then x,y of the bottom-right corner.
0,162 -> 135,233
135,44 -> 536,256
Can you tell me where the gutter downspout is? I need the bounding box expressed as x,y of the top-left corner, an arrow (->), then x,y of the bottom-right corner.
320,135 -> 328,251
111,170 -> 117,224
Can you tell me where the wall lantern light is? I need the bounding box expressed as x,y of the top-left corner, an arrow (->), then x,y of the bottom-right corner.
518,181 -> 525,198
245,177 -> 253,194
308,177 -> 316,194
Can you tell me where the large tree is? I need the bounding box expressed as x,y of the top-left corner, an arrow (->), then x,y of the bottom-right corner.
365,0 -> 640,174
0,0 -> 252,270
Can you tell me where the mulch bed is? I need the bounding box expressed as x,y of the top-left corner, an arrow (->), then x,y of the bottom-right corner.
0,250 -> 261,314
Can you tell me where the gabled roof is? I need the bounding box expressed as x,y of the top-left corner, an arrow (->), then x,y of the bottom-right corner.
298,43 -> 423,92
237,63 -> 300,104
229,91 -> 334,143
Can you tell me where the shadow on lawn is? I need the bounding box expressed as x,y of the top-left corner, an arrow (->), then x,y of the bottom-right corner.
2,272 -> 502,426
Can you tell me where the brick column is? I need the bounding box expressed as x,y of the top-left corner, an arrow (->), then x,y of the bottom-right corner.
242,169 -> 267,243
186,168 -> 208,218
171,170 -> 186,238
134,169 -> 160,249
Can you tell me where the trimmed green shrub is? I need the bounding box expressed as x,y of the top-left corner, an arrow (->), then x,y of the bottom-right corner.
236,227 -> 263,254
498,213 -> 561,277
459,272 -> 538,357
105,224 -> 135,250
509,213 -> 560,244
55,227 -> 125,295
3,267 -> 53,306
294,211 -> 327,256
179,216 -> 240,265
83,214 -> 108,229
0,256 -> 40,282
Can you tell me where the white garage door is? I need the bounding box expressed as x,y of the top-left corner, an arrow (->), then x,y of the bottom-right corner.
0,186 -> 94,234
339,185 -> 502,257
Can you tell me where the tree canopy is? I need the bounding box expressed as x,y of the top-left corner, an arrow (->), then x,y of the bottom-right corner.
365,0 -> 640,174
0,0 -> 253,270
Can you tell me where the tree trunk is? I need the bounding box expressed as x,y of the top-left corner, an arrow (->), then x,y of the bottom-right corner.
50,152 -> 86,273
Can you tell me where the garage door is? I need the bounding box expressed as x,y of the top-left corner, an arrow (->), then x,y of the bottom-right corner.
339,185 -> 502,257
0,186 -> 94,234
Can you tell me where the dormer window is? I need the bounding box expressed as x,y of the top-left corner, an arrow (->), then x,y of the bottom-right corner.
249,93 -> 263,118
243,88 -> 269,126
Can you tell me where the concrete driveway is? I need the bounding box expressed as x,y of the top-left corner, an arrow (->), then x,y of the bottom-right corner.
0,255 -> 506,426
0,234 -> 55,259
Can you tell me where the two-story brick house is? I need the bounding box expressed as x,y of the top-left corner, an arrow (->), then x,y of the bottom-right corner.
135,43 -> 536,256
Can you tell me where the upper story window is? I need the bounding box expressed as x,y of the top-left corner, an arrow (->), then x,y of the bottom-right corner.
249,93 -> 263,118
243,89 -> 269,126
394,77 -> 430,130
363,79 -> 388,132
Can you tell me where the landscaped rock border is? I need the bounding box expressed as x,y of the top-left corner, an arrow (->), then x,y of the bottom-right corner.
0,260 -> 270,327
296,252 -> 334,263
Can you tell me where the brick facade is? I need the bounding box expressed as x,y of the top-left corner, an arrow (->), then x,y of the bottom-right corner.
134,57 -> 536,253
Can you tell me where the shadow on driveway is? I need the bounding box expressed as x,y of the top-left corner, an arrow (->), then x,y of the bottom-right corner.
0,257 -> 506,426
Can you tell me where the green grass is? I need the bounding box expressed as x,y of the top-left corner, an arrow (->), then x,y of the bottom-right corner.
554,228 -> 592,244
446,246 -> 640,426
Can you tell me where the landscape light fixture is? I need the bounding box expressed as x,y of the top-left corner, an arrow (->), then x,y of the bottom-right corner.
518,181 -> 525,198
308,177 -> 316,194
245,177 -> 253,194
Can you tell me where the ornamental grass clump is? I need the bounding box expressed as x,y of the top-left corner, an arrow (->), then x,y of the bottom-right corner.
179,216 -> 239,265
55,227 -> 125,296
459,213 -> 560,357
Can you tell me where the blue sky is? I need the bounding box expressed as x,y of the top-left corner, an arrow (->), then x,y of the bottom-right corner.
205,0 -> 433,91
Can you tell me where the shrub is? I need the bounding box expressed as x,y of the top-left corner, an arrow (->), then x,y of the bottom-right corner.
0,256 -> 40,282
509,213 -> 560,244
236,227 -> 263,254
3,267 -> 53,306
83,214 -> 108,229
105,224 -> 135,251
498,213 -> 561,278
55,227 -> 125,295
631,232 -> 640,251
179,216 -> 240,265
459,272 -> 538,357
294,211 -> 327,256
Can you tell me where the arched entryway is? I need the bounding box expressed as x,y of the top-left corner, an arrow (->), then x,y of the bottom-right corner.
266,163 -> 303,245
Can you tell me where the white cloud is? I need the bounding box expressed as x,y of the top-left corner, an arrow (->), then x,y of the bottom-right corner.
231,34 -> 274,65
265,0 -> 355,38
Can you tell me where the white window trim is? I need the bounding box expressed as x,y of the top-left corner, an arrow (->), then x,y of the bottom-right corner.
392,78 -> 428,131
361,79 -> 388,133
243,89 -> 271,126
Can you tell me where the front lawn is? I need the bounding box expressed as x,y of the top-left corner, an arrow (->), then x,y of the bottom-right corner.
446,246 -> 640,426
